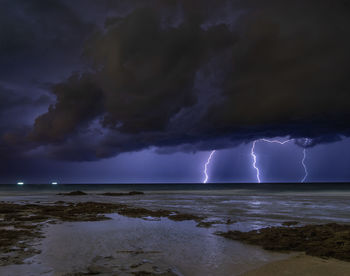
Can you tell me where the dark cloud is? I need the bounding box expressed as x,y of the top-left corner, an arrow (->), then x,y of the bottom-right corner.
2,0 -> 350,162
206,0 -> 350,137
0,85 -> 51,113
30,73 -> 104,143
0,0 -> 97,87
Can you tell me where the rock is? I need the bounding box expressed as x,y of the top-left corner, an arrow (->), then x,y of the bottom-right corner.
57,191 -> 87,196
87,264 -> 111,274
101,191 -> 144,196
196,220 -> 221,228
168,213 -> 203,222
226,219 -> 236,225
282,221 -> 299,226
216,223 -> 350,262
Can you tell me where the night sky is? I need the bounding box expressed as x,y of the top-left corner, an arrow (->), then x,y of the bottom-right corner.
1,0 -> 350,184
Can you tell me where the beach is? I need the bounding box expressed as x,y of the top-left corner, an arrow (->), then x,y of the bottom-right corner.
1,184 -> 350,275
242,254 -> 350,276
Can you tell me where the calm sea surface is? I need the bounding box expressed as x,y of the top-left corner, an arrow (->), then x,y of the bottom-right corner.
1,183 -> 350,193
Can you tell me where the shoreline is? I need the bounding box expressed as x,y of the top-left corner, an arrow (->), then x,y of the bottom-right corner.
1,191 -> 350,275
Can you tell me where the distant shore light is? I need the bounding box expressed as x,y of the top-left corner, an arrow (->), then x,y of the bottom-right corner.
17,182 -> 24,185
51,182 -> 58,185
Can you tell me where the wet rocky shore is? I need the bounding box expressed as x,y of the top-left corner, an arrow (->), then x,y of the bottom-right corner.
217,223 -> 350,262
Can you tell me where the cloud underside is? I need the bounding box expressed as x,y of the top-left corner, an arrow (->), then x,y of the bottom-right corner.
5,0 -> 350,161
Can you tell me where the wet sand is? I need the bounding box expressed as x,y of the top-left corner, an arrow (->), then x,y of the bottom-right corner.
242,254 -> 350,276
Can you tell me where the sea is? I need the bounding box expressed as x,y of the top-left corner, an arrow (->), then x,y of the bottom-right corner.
1,183 -> 350,229
2,182 -> 350,193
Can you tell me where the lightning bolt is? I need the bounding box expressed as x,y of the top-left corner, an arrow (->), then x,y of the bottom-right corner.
251,138 -> 293,183
251,140 -> 261,183
203,150 -> 216,183
301,148 -> 308,183
202,138 -> 310,184
301,138 -> 311,183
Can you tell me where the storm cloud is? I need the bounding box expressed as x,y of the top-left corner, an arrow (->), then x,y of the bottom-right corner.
2,0 -> 350,162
